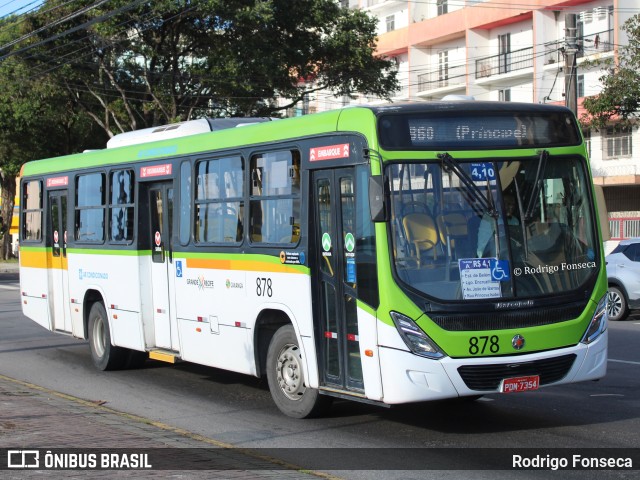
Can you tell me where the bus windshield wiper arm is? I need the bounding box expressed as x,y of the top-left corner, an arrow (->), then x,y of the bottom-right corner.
438,152 -> 497,218
524,150 -> 549,221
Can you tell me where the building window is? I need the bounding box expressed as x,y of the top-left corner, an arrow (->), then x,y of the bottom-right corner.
577,75 -> 585,98
604,127 -> 633,159
499,33 -> 511,74
499,89 -> 511,102
386,14 -> 395,32
438,51 -> 449,86
437,0 -> 448,16
583,129 -> 592,158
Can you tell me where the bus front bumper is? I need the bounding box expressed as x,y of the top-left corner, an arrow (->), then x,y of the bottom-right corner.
377,329 -> 608,404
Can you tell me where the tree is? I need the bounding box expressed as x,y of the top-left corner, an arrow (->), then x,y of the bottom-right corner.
23,0 -> 398,137
0,14 -> 107,259
582,14 -> 640,130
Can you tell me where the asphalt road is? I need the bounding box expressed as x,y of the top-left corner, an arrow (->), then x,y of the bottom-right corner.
1,271 -> 639,479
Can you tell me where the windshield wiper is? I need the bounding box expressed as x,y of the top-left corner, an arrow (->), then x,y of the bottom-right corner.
524,150 -> 549,221
438,153 -> 497,218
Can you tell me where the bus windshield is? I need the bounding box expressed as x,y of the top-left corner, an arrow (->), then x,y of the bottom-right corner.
388,154 -> 599,301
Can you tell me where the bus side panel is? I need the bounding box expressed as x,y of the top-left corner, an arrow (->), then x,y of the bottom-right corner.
19,265 -> 52,331
109,309 -> 145,351
178,319 -> 251,374
67,252 -> 146,352
173,260 -> 314,377
357,307 -> 383,401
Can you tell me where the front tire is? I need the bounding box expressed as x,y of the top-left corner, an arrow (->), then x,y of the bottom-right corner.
88,302 -> 127,371
266,324 -> 331,418
607,286 -> 629,321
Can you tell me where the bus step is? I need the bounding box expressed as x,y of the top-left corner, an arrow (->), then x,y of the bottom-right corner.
319,387 -> 389,408
148,350 -> 181,364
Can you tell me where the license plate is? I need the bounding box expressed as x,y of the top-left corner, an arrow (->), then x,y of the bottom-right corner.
501,375 -> 539,393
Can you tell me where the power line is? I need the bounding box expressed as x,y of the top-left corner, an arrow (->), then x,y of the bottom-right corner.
0,0 -> 110,53
0,0 -> 146,62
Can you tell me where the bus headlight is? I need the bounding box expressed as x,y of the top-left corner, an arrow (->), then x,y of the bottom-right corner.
390,311 -> 444,359
581,295 -> 608,344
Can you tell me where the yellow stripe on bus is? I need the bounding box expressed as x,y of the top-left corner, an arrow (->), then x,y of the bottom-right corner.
20,249 -> 68,270
186,258 -> 306,274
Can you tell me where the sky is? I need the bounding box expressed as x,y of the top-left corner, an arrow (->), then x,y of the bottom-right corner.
0,0 -> 43,20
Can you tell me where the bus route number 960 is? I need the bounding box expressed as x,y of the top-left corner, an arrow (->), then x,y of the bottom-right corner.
469,335 -> 500,355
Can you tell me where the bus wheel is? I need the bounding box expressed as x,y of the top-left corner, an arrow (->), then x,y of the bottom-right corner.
88,302 -> 127,371
266,324 -> 331,418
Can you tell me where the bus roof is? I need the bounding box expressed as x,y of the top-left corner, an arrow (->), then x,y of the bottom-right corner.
21,107 -> 362,177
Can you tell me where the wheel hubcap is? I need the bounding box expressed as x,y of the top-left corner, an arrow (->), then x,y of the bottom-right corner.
92,315 -> 106,358
607,291 -> 622,318
276,343 -> 305,401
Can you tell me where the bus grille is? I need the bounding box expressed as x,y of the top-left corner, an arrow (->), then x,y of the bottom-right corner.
457,354 -> 577,391
429,302 -> 586,331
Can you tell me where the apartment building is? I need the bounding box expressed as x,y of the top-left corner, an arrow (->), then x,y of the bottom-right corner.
306,0 -> 640,238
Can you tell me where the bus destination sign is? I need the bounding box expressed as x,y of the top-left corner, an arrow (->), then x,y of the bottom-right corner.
378,112 -> 580,149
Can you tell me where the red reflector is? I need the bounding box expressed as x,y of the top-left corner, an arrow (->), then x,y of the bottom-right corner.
347,334 -> 357,342
197,317 -> 204,322
235,322 -> 241,327
324,331 -> 337,339
111,304 -> 116,309
42,294 -> 47,298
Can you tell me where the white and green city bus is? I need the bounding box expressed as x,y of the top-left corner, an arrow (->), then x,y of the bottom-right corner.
19,102 -> 608,417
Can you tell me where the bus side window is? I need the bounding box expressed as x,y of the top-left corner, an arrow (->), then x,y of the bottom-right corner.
22,180 -> 43,242
109,169 -> 134,243
249,150 -> 300,245
194,155 -> 244,244
75,173 -> 105,243
179,161 -> 191,245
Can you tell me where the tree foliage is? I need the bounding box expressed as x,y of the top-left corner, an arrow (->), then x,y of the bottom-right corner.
582,14 -> 640,129
22,0 -> 398,137
0,13 -> 106,258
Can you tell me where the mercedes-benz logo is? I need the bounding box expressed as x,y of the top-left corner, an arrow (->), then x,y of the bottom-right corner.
512,334 -> 525,350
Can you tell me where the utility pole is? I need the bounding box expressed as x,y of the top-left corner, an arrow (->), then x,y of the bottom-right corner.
564,13 -> 579,116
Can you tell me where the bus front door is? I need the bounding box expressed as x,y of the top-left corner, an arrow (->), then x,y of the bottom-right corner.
147,183 -> 179,351
312,168 -> 364,394
47,190 -> 71,332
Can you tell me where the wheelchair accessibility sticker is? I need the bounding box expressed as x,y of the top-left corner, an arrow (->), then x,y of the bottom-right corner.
459,258 -> 509,300
490,259 -> 511,282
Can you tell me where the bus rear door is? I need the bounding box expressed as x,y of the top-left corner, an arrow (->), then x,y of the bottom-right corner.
147,182 -> 179,351
47,190 -> 71,332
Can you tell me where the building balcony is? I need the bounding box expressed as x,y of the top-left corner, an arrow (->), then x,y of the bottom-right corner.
592,163 -> 640,186
475,46 -> 533,81
416,64 -> 466,97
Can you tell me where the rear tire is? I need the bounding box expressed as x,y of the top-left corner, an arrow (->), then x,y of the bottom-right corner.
607,286 -> 629,321
88,302 -> 127,371
266,324 -> 331,418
